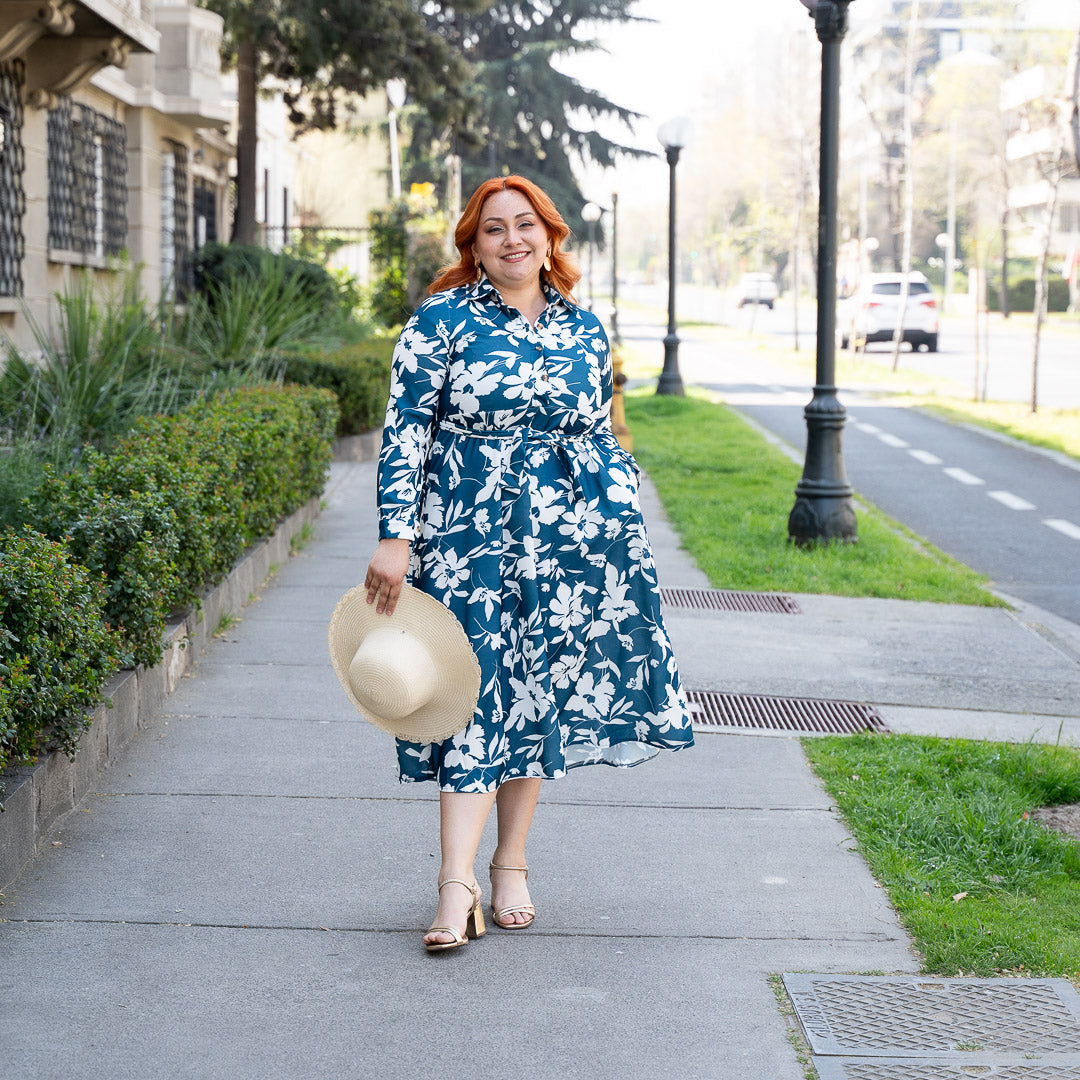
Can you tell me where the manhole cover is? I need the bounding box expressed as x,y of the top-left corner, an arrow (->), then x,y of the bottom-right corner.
783,975 -> 1080,1057
814,1059 -> 1080,1079
688,691 -> 888,735
659,586 -> 801,615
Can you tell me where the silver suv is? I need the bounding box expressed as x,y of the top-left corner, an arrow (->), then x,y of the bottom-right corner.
737,272 -> 779,310
839,272 -> 939,352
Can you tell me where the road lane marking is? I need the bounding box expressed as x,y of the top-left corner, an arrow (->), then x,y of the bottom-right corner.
989,491 -> 1035,511
878,433 -> 909,448
909,450 -> 943,465
1045,519 -> 1080,541
943,467 -> 985,486
855,422 -> 882,434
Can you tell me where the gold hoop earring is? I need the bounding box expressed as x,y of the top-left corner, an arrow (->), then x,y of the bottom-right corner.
475,261 -> 484,283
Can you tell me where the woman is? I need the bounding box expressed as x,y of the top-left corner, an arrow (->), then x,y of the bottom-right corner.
364,176 -> 694,952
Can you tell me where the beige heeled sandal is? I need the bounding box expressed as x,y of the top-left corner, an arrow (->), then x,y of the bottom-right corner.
425,878 -> 486,953
488,862 -> 536,930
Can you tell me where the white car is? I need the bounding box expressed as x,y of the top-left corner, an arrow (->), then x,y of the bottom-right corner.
838,272 -> 939,352
737,272 -> 779,309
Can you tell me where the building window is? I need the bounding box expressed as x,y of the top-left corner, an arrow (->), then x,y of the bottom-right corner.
0,59 -> 26,297
47,96 -> 127,258
193,177 -> 218,250
160,141 -> 192,300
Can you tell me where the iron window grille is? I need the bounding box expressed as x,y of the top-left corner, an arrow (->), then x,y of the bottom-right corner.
193,176 -> 218,249
47,96 -> 127,258
0,59 -> 26,297
160,141 -> 192,300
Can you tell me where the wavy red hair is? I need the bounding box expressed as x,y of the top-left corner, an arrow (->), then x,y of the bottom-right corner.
427,176 -> 580,301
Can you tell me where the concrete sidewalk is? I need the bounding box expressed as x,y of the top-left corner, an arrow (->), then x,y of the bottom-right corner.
2,459 -> 1079,1080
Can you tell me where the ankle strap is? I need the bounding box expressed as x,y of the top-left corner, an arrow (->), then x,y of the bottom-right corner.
489,862 -> 529,879
438,878 -> 479,901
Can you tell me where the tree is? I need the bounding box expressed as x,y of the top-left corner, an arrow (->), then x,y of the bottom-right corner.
403,0 -> 649,238
201,0 -> 479,244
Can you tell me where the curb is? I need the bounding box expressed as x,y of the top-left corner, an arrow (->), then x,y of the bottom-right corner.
0,494 -> 322,893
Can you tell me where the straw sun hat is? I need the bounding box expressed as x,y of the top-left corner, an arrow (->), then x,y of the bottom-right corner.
328,583 -> 481,743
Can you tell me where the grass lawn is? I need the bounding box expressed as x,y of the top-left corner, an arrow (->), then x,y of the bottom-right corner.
917,398 -> 1080,462
805,734 -> 1080,980
624,392 -> 1001,605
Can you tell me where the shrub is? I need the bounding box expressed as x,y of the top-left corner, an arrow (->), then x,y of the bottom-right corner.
26,469 -> 181,669
85,385 -> 338,607
1,385 -> 337,788
0,529 -> 121,774
281,340 -> 393,435
0,271 -> 185,451
987,277 -> 1070,313
369,203 -> 410,328
192,242 -> 337,313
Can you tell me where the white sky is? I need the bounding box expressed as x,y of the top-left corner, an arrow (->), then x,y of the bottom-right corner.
557,0 -> 803,207
567,0 -> 800,142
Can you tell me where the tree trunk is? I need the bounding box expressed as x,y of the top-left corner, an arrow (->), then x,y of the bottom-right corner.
1001,207 -> 1011,320
1069,24 -> 1080,174
232,37 -> 259,246
1031,153 -> 1063,415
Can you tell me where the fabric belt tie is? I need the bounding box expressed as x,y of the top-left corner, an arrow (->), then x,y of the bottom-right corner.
437,421 -> 596,501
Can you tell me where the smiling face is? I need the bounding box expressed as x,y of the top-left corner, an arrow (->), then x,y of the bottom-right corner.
472,188 -> 550,298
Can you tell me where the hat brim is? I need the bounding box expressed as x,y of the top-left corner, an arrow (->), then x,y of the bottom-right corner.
328,584 -> 481,743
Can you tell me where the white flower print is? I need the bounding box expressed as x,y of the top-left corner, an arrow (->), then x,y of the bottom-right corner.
379,281 -> 693,792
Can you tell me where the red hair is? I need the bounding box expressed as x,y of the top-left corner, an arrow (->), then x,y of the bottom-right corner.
427,176 -> 580,301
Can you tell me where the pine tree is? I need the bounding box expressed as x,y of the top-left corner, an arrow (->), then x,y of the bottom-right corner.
201,0 -> 480,243
406,1 -> 649,236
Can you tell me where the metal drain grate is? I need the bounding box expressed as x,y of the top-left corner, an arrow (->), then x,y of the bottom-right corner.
815,1059 -> 1080,1080
660,586 -> 801,615
687,691 -> 888,735
783,975 -> 1080,1058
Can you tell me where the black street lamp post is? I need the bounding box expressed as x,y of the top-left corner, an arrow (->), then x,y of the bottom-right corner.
581,201 -> 601,311
656,117 -> 691,396
788,0 -> 858,544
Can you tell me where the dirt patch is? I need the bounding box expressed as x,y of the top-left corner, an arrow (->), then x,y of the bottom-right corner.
1031,803 -> 1080,843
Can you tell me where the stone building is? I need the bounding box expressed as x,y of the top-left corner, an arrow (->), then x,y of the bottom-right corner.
0,0 -> 232,351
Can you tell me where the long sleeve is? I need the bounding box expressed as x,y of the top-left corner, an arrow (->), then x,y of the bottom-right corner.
377,299 -> 451,540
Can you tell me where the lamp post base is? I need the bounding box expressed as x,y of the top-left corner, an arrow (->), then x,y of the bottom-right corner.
787,392 -> 858,546
656,332 -> 685,396
788,490 -> 858,546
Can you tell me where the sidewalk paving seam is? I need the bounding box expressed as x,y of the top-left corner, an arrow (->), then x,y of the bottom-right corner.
6,917 -> 908,942
86,791 -> 836,812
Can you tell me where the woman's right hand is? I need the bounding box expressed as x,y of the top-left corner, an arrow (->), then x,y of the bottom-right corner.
365,538 -> 411,616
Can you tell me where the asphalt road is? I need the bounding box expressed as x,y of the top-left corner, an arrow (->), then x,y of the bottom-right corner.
625,318 -> 1080,627
621,282 -> 1080,408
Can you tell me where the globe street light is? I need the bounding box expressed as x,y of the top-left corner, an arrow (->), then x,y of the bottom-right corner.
581,201 -> 602,311
656,116 -> 692,396
788,0 -> 858,544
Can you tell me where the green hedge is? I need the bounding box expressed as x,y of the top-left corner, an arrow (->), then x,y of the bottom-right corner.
1,384 -> 338,782
281,340 -> 393,435
987,277 -> 1071,313
0,529 -> 121,768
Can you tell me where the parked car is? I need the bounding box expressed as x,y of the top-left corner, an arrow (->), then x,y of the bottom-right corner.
838,272 -> 939,352
737,272 -> 779,309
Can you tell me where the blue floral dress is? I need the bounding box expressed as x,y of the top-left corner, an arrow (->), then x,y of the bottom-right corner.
377,275 -> 694,792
